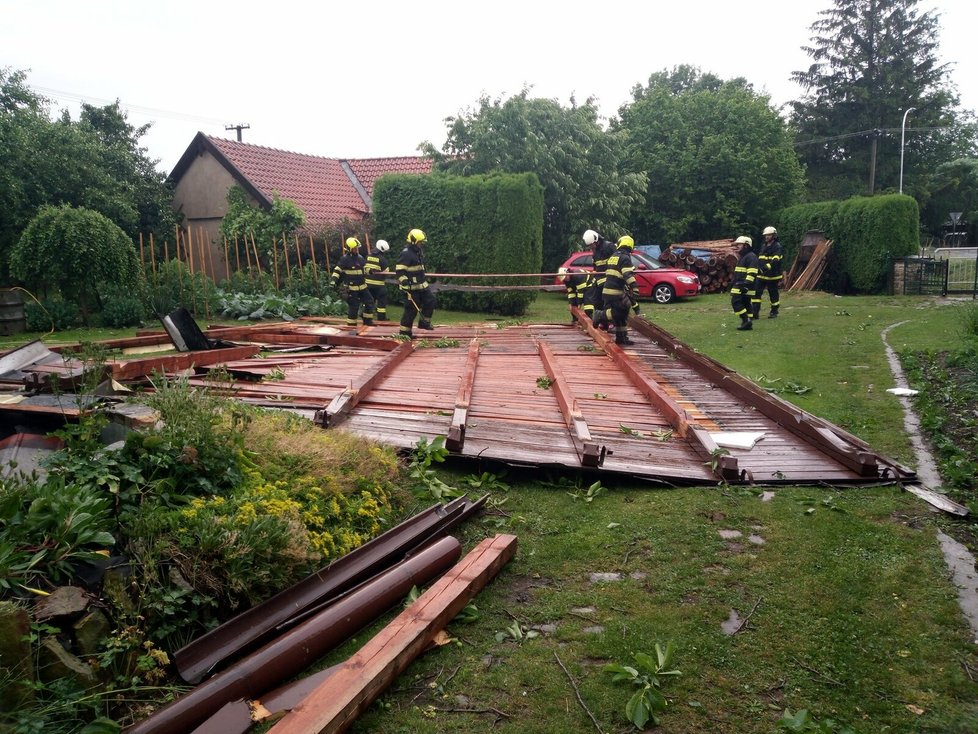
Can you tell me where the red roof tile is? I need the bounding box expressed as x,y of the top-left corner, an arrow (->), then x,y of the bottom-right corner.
200,136 -> 433,229
346,156 -> 434,199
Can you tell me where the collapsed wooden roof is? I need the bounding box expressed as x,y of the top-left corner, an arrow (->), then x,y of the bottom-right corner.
0,314 -> 916,487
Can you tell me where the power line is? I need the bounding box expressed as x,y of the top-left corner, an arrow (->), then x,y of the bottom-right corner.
32,85 -> 226,126
794,126 -> 949,147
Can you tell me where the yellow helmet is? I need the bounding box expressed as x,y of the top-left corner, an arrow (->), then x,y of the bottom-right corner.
407,228 -> 427,245
617,235 -> 635,249
344,237 -> 361,251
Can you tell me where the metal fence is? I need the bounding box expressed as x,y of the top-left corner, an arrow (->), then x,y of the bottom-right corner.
889,257 -> 948,296
933,247 -> 978,295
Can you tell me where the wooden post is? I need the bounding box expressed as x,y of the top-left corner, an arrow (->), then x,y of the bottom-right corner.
309,235 -> 318,281
186,226 -> 196,275
273,239 -> 280,289
234,236 -> 241,274
149,232 -> 157,277
198,229 -> 210,319
139,232 -> 146,277
282,233 -> 291,282
223,237 -> 231,281
163,237 -> 169,265
294,234 -> 303,281
250,233 -> 263,276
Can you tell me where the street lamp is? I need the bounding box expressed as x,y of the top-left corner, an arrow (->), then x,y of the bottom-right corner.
899,107 -> 916,194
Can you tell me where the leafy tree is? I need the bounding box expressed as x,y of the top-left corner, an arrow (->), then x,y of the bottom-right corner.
421,90 -> 646,271
615,66 -> 804,243
791,0 -> 978,199
220,185 -> 306,261
920,158 -> 978,242
10,204 -> 144,320
0,67 -> 175,279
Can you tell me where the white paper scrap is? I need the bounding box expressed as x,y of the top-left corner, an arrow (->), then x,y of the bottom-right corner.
709,431 -> 766,450
885,387 -> 919,396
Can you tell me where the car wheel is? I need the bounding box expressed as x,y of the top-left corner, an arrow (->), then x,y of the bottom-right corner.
653,284 -> 675,304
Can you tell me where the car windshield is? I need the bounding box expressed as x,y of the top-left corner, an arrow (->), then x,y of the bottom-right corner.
631,250 -> 663,270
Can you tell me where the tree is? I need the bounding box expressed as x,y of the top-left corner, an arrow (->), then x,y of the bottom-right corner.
10,204 -> 143,320
615,66 -> 804,244
920,158 -> 978,243
421,90 -> 646,271
791,0 -> 977,199
0,67 -> 176,280
220,185 -> 306,263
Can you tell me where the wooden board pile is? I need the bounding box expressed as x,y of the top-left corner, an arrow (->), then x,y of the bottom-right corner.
657,239 -> 742,294
784,232 -> 833,291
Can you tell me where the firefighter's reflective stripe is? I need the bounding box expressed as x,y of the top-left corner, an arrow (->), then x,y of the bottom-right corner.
365,254 -> 387,286
602,252 -> 637,297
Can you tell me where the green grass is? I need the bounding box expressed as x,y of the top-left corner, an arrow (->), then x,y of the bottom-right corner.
6,290 -> 978,733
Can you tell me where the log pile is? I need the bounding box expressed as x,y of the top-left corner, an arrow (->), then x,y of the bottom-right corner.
657,239 -> 742,294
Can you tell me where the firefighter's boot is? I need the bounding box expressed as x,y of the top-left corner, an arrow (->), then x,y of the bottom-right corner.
737,315 -> 753,331
768,307 -> 779,319
418,320 -> 434,331
616,330 -> 634,346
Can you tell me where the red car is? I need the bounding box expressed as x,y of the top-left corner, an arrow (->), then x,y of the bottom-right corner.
555,249 -> 700,304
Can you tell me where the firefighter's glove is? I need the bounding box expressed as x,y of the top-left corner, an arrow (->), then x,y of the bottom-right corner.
632,301 -> 641,315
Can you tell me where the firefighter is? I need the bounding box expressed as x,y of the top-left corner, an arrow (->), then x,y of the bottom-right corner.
329,237 -> 375,326
755,225 -> 783,318
602,235 -> 639,346
562,267 -> 595,324
365,239 -> 390,321
583,229 -> 616,329
395,228 -> 436,339
731,236 -> 760,331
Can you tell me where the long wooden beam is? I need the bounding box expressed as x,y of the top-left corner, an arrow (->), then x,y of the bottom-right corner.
315,341 -> 414,427
268,534 -> 518,734
446,339 -> 481,452
628,316 -> 884,478
109,345 -> 261,380
576,308 -> 691,435
574,308 -> 738,479
537,340 -> 605,467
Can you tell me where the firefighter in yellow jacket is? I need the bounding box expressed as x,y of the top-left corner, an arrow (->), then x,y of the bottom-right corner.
329,237 -> 375,326
602,235 -> 639,346
395,228 -> 436,339
731,236 -> 760,331
364,239 -> 390,321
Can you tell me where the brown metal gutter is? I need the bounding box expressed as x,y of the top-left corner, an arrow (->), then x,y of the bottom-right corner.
126,536 -> 462,734
174,497 -> 473,684
628,316 -> 894,478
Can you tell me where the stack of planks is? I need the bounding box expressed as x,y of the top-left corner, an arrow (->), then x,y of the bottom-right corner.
657,240 -> 742,294
785,237 -> 833,291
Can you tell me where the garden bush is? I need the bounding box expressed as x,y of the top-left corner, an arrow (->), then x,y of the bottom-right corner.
24,297 -> 79,331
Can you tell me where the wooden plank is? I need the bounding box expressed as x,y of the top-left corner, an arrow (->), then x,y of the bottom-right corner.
446,339 -> 481,452
578,316 -> 692,437
109,345 -> 261,380
268,534 -> 518,734
627,317 -> 889,479
537,340 -> 605,467
316,341 -> 415,427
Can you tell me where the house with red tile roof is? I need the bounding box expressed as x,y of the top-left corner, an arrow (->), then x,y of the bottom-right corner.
168,132 -> 433,277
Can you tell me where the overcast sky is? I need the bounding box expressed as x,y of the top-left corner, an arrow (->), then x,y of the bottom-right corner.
3,0 -> 975,174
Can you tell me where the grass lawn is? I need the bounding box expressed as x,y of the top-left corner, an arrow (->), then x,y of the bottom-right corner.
4,290 -> 977,733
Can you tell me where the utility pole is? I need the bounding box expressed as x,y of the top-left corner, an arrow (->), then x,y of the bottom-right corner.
225,123 -> 250,142
868,128 -> 881,195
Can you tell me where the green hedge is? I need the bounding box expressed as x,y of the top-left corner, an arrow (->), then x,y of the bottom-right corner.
373,173 -> 544,315
778,194 -> 919,293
